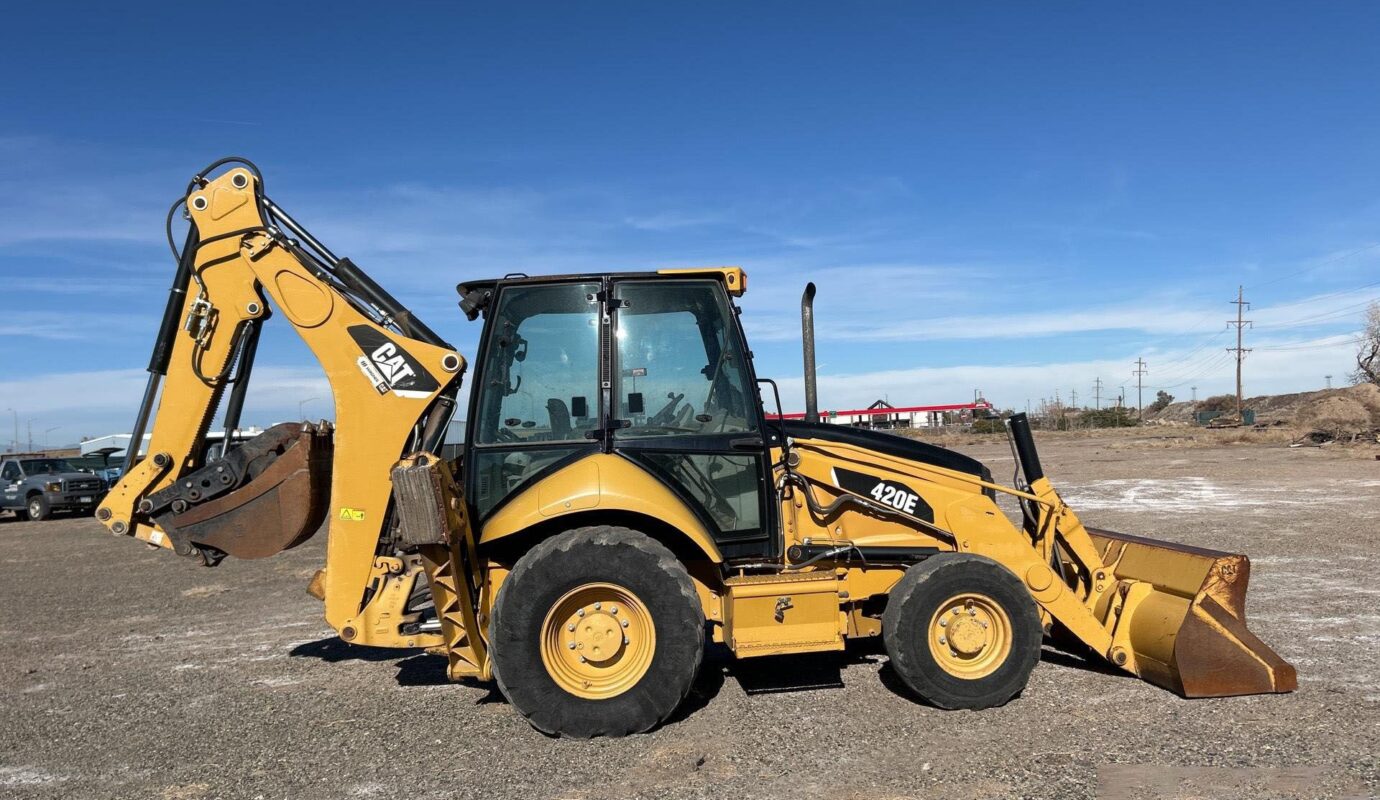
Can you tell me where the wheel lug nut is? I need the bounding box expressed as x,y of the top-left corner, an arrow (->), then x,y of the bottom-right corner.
593,602 -> 601,610
577,609 -> 585,616
579,656 -> 587,663
610,606 -> 618,614
623,637 -> 630,645
567,624 -> 575,631
939,618 -> 947,628
568,642 -> 576,650
938,636 -> 947,645
621,619 -> 629,628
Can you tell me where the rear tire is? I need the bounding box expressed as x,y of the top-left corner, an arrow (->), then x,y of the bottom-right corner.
883,553 -> 1041,709
26,496 -> 50,522
491,526 -> 704,738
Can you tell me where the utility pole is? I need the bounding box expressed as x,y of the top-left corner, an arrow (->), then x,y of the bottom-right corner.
27,420 -> 33,452
1093,377 -> 1103,410
4,408 -> 15,453
1133,359 -> 1148,420
1069,388 -> 1078,409
1227,285 -> 1252,422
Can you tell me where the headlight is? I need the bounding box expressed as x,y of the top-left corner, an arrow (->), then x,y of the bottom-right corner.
45,482 -> 62,492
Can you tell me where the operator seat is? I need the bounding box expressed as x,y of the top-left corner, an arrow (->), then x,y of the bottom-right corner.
546,398 -> 572,438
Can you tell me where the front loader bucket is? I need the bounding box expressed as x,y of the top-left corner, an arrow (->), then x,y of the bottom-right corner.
149,423 -> 334,563
1087,527 -> 1297,697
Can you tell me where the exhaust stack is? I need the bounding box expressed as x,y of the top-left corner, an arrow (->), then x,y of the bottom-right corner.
801,282 -> 819,423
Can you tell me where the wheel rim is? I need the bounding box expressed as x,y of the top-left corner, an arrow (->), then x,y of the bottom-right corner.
28,499 -> 40,517
539,582 -> 656,700
927,592 -> 1012,679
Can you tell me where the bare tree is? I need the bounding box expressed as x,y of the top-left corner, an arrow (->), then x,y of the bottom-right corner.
1354,301 -> 1380,385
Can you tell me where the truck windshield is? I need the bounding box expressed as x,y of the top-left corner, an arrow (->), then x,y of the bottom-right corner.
19,459 -> 81,474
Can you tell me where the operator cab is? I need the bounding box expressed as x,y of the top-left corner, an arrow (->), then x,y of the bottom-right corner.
457,269 -> 778,559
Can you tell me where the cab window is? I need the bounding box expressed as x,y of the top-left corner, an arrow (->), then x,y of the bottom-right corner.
613,280 -> 755,438
473,282 -> 600,445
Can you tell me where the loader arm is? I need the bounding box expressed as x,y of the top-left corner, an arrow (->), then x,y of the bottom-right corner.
98,159 -> 467,644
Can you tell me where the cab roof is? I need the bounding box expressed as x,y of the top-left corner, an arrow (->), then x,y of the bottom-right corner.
455,267 -> 746,320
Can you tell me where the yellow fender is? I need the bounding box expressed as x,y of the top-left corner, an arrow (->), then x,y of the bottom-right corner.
479,453 -> 723,564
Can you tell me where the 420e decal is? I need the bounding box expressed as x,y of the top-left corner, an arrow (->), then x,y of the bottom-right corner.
831,466 -> 934,522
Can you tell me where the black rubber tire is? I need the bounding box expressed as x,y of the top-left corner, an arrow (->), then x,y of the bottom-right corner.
882,553 -> 1042,710
490,526 -> 704,738
26,495 -> 50,522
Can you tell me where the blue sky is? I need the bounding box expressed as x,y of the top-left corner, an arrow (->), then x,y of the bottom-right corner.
3,3 -> 1379,444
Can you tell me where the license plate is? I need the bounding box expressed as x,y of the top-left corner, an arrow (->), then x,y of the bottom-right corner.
79,496 -> 93,503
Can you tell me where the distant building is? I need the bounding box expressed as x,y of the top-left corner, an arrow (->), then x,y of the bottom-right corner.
769,399 -> 994,430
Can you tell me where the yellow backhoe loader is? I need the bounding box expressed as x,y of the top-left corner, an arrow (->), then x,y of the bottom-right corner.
96,158 -> 1295,737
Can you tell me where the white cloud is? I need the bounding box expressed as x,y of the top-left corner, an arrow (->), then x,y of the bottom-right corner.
0,366 -> 331,445
767,333 -> 1360,413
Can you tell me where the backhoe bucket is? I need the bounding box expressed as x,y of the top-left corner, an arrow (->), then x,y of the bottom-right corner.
1087,527 -> 1297,697
149,423 -> 334,563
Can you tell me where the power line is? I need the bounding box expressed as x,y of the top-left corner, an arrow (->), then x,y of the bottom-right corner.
1254,295 -> 1380,330
1255,335 -> 1362,352
1154,351 -> 1234,390
1253,242 -> 1380,290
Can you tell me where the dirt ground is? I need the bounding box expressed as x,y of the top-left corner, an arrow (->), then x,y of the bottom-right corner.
1,434 -> 1377,799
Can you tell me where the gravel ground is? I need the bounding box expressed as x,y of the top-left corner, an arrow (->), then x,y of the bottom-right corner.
1,436 -> 1377,799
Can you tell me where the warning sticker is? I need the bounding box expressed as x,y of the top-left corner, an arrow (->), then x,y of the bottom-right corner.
339,508 -> 366,521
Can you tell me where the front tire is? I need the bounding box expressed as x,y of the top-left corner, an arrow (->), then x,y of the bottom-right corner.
26,496 -> 50,521
491,526 -> 704,738
883,553 -> 1042,709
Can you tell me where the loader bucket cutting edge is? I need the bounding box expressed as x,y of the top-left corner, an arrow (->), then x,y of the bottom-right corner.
157,425 -> 333,560
1086,527 -> 1297,698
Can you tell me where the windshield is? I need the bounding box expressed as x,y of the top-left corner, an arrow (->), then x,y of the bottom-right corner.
19,459 -> 81,474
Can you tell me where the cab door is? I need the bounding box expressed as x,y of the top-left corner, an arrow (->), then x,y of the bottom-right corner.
609,279 -> 776,559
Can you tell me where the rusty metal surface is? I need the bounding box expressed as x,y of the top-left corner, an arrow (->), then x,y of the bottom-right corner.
155,424 -> 333,561
1088,526 -> 1297,697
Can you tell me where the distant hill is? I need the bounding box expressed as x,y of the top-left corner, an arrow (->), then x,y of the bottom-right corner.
1144,383 -> 1380,434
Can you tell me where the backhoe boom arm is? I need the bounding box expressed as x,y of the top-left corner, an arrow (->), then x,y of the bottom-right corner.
99,160 -> 466,644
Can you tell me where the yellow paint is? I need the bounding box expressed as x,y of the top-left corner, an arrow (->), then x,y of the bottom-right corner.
539,582 -> 655,699
655,266 -> 747,296
481,453 -> 722,563
722,571 -> 843,657
927,593 -> 1012,679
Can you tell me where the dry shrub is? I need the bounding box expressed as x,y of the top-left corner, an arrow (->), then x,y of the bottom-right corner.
1295,395 -> 1372,435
